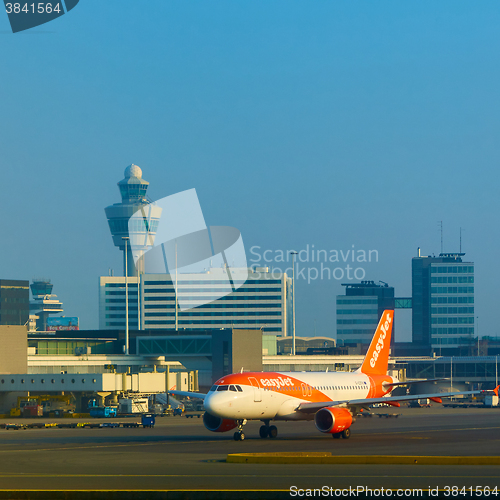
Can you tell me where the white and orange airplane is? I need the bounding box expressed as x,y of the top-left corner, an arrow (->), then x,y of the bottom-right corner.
169,310 -> 499,441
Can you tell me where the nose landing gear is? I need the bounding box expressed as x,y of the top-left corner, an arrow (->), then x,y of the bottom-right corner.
233,419 -> 247,441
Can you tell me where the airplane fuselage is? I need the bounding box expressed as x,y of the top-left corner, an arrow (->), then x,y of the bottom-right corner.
204,370 -> 395,421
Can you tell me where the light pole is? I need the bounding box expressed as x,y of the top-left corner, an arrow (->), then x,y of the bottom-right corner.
496,355 -> 498,389
175,239 -> 178,330
122,236 -> 130,355
137,271 -> 141,330
477,316 -> 480,357
290,251 -> 298,356
450,356 -> 453,393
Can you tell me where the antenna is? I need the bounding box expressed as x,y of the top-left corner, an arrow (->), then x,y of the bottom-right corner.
460,227 -> 462,253
438,221 -> 443,253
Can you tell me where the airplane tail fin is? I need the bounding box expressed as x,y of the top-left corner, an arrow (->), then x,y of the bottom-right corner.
357,310 -> 394,376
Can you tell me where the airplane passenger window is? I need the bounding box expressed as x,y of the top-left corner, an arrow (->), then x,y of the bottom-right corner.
229,385 -> 237,391
217,385 -> 229,391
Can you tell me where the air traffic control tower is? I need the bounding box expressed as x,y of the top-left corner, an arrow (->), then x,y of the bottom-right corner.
105,165 -> 162,277
30,279 -> 63,332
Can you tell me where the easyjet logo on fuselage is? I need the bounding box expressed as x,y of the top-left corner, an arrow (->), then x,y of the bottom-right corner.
369,313 -> 392,368
260,376 -> 295,389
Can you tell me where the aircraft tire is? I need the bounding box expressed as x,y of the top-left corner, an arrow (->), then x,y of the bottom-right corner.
234,431 -> 245,441
259,425 -> 269,438
332,433 -> 341,439
269,425 -> 278,438
341,429 -> 351,439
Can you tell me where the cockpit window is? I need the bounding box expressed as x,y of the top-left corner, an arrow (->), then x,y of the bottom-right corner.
236,385 -> 243,392
209,385 -> 217,392
229,385 -> 237,392
217,385 -> 229,391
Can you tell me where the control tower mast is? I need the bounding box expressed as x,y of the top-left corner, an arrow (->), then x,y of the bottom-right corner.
105,165 -> 162,277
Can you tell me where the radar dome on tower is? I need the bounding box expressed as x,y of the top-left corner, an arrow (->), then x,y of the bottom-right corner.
124,164 -> 142,179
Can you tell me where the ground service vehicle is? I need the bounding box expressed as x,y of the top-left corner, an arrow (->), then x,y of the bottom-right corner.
169,310 -> 499,441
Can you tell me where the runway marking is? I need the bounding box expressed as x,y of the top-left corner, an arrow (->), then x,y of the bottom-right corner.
0,440 -> 220,453
359,426 -> 500,434
0,474 -> 500,478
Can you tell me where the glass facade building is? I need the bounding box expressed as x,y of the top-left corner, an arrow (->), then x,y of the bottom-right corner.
336,281 -> 395,349
99,268 -> 291,336
412,252 -> 474,355
0,279 -> 29,326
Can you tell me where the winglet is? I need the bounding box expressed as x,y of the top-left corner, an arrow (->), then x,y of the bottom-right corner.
494,385 -> 499,397
358,310 -> 394,376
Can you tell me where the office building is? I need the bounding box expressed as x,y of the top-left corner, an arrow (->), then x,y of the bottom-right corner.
412,250 -> 474,355
0,279 -> 29,326
99,267 -> 290,336
336,281 -> 395,349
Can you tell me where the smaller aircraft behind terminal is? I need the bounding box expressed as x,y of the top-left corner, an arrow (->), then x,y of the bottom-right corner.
169,310 -> 499,441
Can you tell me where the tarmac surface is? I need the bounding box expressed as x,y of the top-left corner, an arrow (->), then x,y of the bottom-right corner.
0,407 -> 499,495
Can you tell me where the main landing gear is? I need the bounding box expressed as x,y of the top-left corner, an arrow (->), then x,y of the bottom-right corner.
259,421 -> 278,439
233,419 -> 247,441
332,429 -> 351,439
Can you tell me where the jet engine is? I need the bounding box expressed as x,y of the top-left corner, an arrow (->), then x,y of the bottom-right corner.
203,412 -> 237,433
314,407 -> 353,434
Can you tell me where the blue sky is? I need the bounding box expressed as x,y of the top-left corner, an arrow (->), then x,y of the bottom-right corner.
1,1 -> 500,340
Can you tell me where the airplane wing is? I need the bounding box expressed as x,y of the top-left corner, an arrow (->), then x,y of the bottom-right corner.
296,388 -> 496,413
383,378 -> 448,388
167,390 -> 207,400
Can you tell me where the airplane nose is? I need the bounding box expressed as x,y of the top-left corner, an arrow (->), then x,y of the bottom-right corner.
204,393 -> 216,414
204,392 -> 231,417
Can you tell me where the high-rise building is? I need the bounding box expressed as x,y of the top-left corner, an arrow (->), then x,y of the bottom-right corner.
104,164 -> 162,277
0,279 -> 29,326
99,267 -> 290,336
336,281 -> 395,350
412,250 -> 474,355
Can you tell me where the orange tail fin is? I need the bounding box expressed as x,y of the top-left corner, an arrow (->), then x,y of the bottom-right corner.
358,310 -> 394,376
